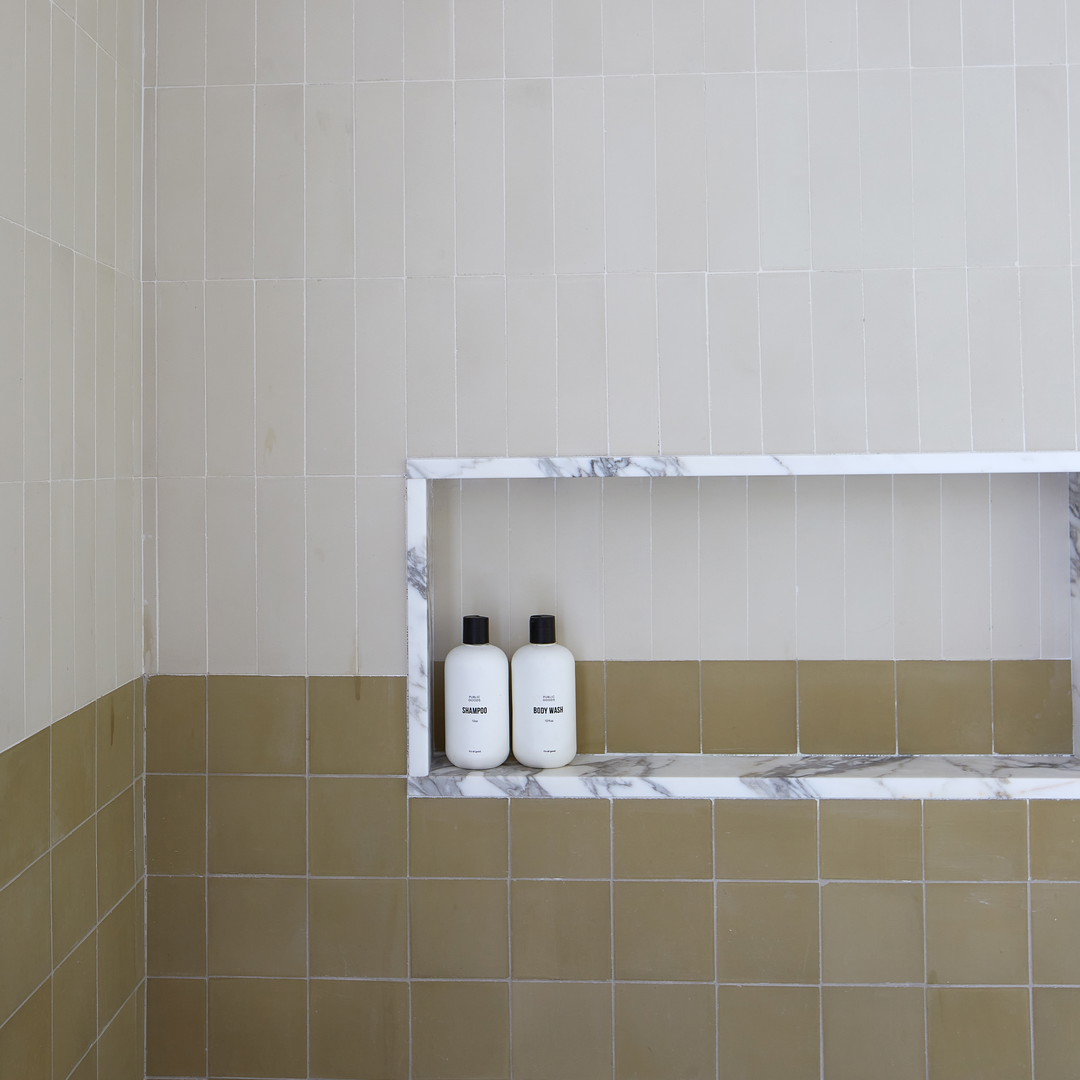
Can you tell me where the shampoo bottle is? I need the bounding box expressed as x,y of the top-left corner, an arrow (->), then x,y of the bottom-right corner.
511,614 -> 577,769
444,615 -> 510,770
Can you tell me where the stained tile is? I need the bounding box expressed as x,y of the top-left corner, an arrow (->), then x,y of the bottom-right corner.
98,682 -> 135,806
51,704 -> 96,841
309,675 -> 406,775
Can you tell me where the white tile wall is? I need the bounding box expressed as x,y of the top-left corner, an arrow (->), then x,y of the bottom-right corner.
145,0 -> 1080,677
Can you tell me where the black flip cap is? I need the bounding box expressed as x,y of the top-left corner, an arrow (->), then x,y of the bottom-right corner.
462,615 -> 489,645
529,614 -> 556,644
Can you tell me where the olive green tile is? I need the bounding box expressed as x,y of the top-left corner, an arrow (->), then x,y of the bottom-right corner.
208,775 -> 304,875
716,882 -> 819,983
512,982 -> 611,1080
0,856 -> 51,1023
98,885 -> 143,1027
613,800 -> 712,879
926,884 -> 1029,985
53,933 -> 97,1080
511,799 -> 611,879
1030,802 -> 1080,880
992,659 -> 1072,754
0,983 -> 50,1080
207,675 -> 306,773
616,984 -> 716,1080
823,987 -> 925,1080
798,660 -> 896,754
924,801 -> 1029,881
927,988 -> 1031,1080
0,729 -> 50,890
51,817 -> 97,963
146,978 -> 206,1078
51,704 -> 96,841
701,660 -> 798,753
614,881 -> 714,981
820,801 -> 922,880
576,661 -> 606,754
716,987 -> 819,1080
511,880 -> 611,980
208,876 -> 307,977
1034,988 -> 1080,1080
309,777 -> 406,876
409,799 -> 508,877
208,978 -> 307,1079
146,774 -> 206,876
310,981 -> 408,1079
309,675 -> 406,775
96,990 -> 141,1080
410,879 -> 508,979
821,883 -> 924,983
606,661 -> 700,753
146,675 -> 207,773
714,800 -> 819,880
97,787 -> 136,914
411,982 -> 509,1080
309,878 -> 407,978
98,683 -> 135,806
1032,884 -> 1080,984
897,660 -> 992,754
147,875 -> 206,977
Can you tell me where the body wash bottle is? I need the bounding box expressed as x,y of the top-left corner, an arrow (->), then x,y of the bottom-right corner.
512,614 -> 577,769
444,615 -> 510,770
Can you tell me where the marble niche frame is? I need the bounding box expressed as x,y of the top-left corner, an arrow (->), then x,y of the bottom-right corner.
406,452 -> 1080,799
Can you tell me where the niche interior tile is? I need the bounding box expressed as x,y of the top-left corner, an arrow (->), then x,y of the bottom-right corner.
823,988 -> 925,1080
208,775 -> 305,875
606,661 -> 701,753
309,981 -> 408,1080
0,857 -> 52,1023
925,884 -> 1029,985
992,659 -> 1072,754
927,989 -> 1032,1080
613,799 -> 713,880
798,660 -> 897,754
1030,802 -> 1080,880
510,880 -> 611,980
614,881 -> 714,982
1034,988 -> 1080,1079
207,675 -> 306,774
208,978 -> 307,1080
146,675 -> 206,773
615,984 -> 716,1080
820,801 -> 922,881
821,883 -> 924,984
701,660 -> 798,754
510,799 -> 611,879
0,983 -> 51,1080
51,703 -> 96,841
716,987 -> 820,1080
409,799 -> 508,878
411,982 -> 509,1080
576,660 -> 606,753
0,729 -> 49,889
52,933 -> 97,1080
146,978 -> 207,1079
309,878 -> 407,979
147,875 -> 206,977
897,660 -> 992,754
714,800 -> 819,880
924,801 -> 1029,881
1032,884 -> 1080,984
716,882 -> 820,984
309,676 -> 406,775
409,879 -> 508,980
51,819 -> 97,963
309,777 -> 406,877
208,876 -> 307,977
512,982 -> 612,1080
147,774 -> 206,876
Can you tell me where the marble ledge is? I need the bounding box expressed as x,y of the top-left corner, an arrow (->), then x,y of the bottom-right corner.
408,753 -> 1080,800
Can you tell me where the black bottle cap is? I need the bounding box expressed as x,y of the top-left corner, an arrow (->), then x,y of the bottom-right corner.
462,615 -> 489,645
529,614 -> 556,644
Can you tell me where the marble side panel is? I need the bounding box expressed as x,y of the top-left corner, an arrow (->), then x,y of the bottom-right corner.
406,477 -> 431,776
1070,472 -> 1080,754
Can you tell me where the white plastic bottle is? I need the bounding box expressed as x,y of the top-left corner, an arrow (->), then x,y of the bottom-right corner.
512,614 -> 577,769
444,615 -> 510,770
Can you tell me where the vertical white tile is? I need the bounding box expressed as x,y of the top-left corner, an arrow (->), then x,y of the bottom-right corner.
142,283 -> 157,481
704,0 -> 754,72
759,273 -> 814,452
406,278 -> 457,457
708,273 -> 763,453
256,477 -> 306,673
606,274 -> 659,455
553,78 -> 605,274
306,279 -> 355,476
755,0 -> 807,70
254,85 -> 305,278
431,479 -> 462,661
506,80 -> 554,275
553,0 -> 601,75
459,480 -> 511,652
306,0 -> 354,82
658,274 -> 710,454
114,480 -> 139,692
156,477 -> 207,673
1020,268 -> 1075,451
843,476 -> 893,660
142,478 -> 157,674
156,283 -> 206,478
555,479 -> 604,660
51,483 -> 75,719
255,279 -> 305,476
990,474 -> 1041,658
811,272 -> 867,452
795,476 -> 845,659
699,478 -> 749,659
404,0 -> 452,79
806,0 -> 857,70
964,68 -> 1017,267
356,278 -> 407,474
747,477 -> 797,660
1016,67 -> 1069,268
305,83 -> 355,279
857,0 -> 910,67
50,247 -> 74,482
940,474 -> 992,659
206,477 -> 257,673
456,0 -> 504,78
97,267 -> 117,478
404,81 -> 454,277
0,0 -> 24,224
654,0 -> 704,72
306,477 -> 358,674
864,270 -> 919,452
914,269 -> 971,451
93,479 -> 118,696
73,32 -> 96,258
604,76 -> 656,273
454,80 -> 505,276
757,73 -> 811,270
656,75 -> 707,272
602,0 -> 652,75
506,277 -> 557,457
155,88 -> 205,281
72,258 -> 96,481
652,478 -> 701,660
72,485 -> 95,703
0,223 -> 24,482
859,71 -> 913,270
23,233 -> 51,483
893,474 -> 942,660
1039,473 -> 1070,659
205,85 -> 254,280
356,81 -> 404,277
1015,0 -> 1066,64
961,0 -> 1014,64
603,478 -> 652,660
96,60 -> 118,270
808,72 -> 861,271
910,0 -> 961,65
24,483 -> 51,727
0,484 -> 23,746
256,0 -> 305,82
50,9 -> 75,250
1072,77 -> 1080,266
556,275 -> 607,454
968,269 -> 1023,451
206,281 -> 256,476
508,480 -> 557,656
911,69 -> 965,269
705,74 -> 758,272
24,0 -> 50,236
207,0 -> 256,84
455,276 -> 508,457
1069,0 -> 1080,61
355,0 -> 403,80
504,0 -> 551,76
156,0 -> 206,85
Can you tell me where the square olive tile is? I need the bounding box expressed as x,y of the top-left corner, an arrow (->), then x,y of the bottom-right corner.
98,683 -> 135,807
146,978 -> 206,1078
207,675 -> 306,774
147,774 -> 206,876
410,879 -> 509,979
0,729 -> 50,890
716,882 -> 819,983
576,661 -> 606,753
147,875 -> 206,977
53,933 -> 97,1080
411,982 -> 509,1080
309,777 -> 406,876
798,660 -> 897,754
924,801 -> 1029,881
701,660 -> 798,753
1032,884 -> 1080,984
926,884 -> 1029,985
146,675 -> 207,773
510,799 -> 611,879
0,856 -> 52,1023
95,990 -> 141,1080
1034,988 -> 1080,1080
821,883 -> 924,984
927,988 -> 1032,1080
511,880 -> 611,980
409,798 -> 508,877
207,876 -> 307,977
606,661 -> 700,753
613,800 -> 712,879
309,878 -> 407,978
714,800 -> 819,880
615,984 -> 716,1080
310,981 -> 408,1079
67,1052 -> 96,1080
51,704 -> 96,842
614,881 -> 714,981
823,988 -> 925,1080
51,818 -> 97,963
992,659 -> 1072,754
208,978 -> 308,1079
208,775 -> 305,875
820,801 -> 922,880
309,675 -> 406,775
512,983 -> 611,1080
897,660 -> 992,754
98,886 -> 144,1027
97,787 -> 136,914
716,987 -> 820,1080
1030,802 -> 1080,880
0,983 -> 51,1080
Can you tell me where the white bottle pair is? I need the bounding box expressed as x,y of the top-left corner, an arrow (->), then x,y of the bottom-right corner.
443,614 -> 576,770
